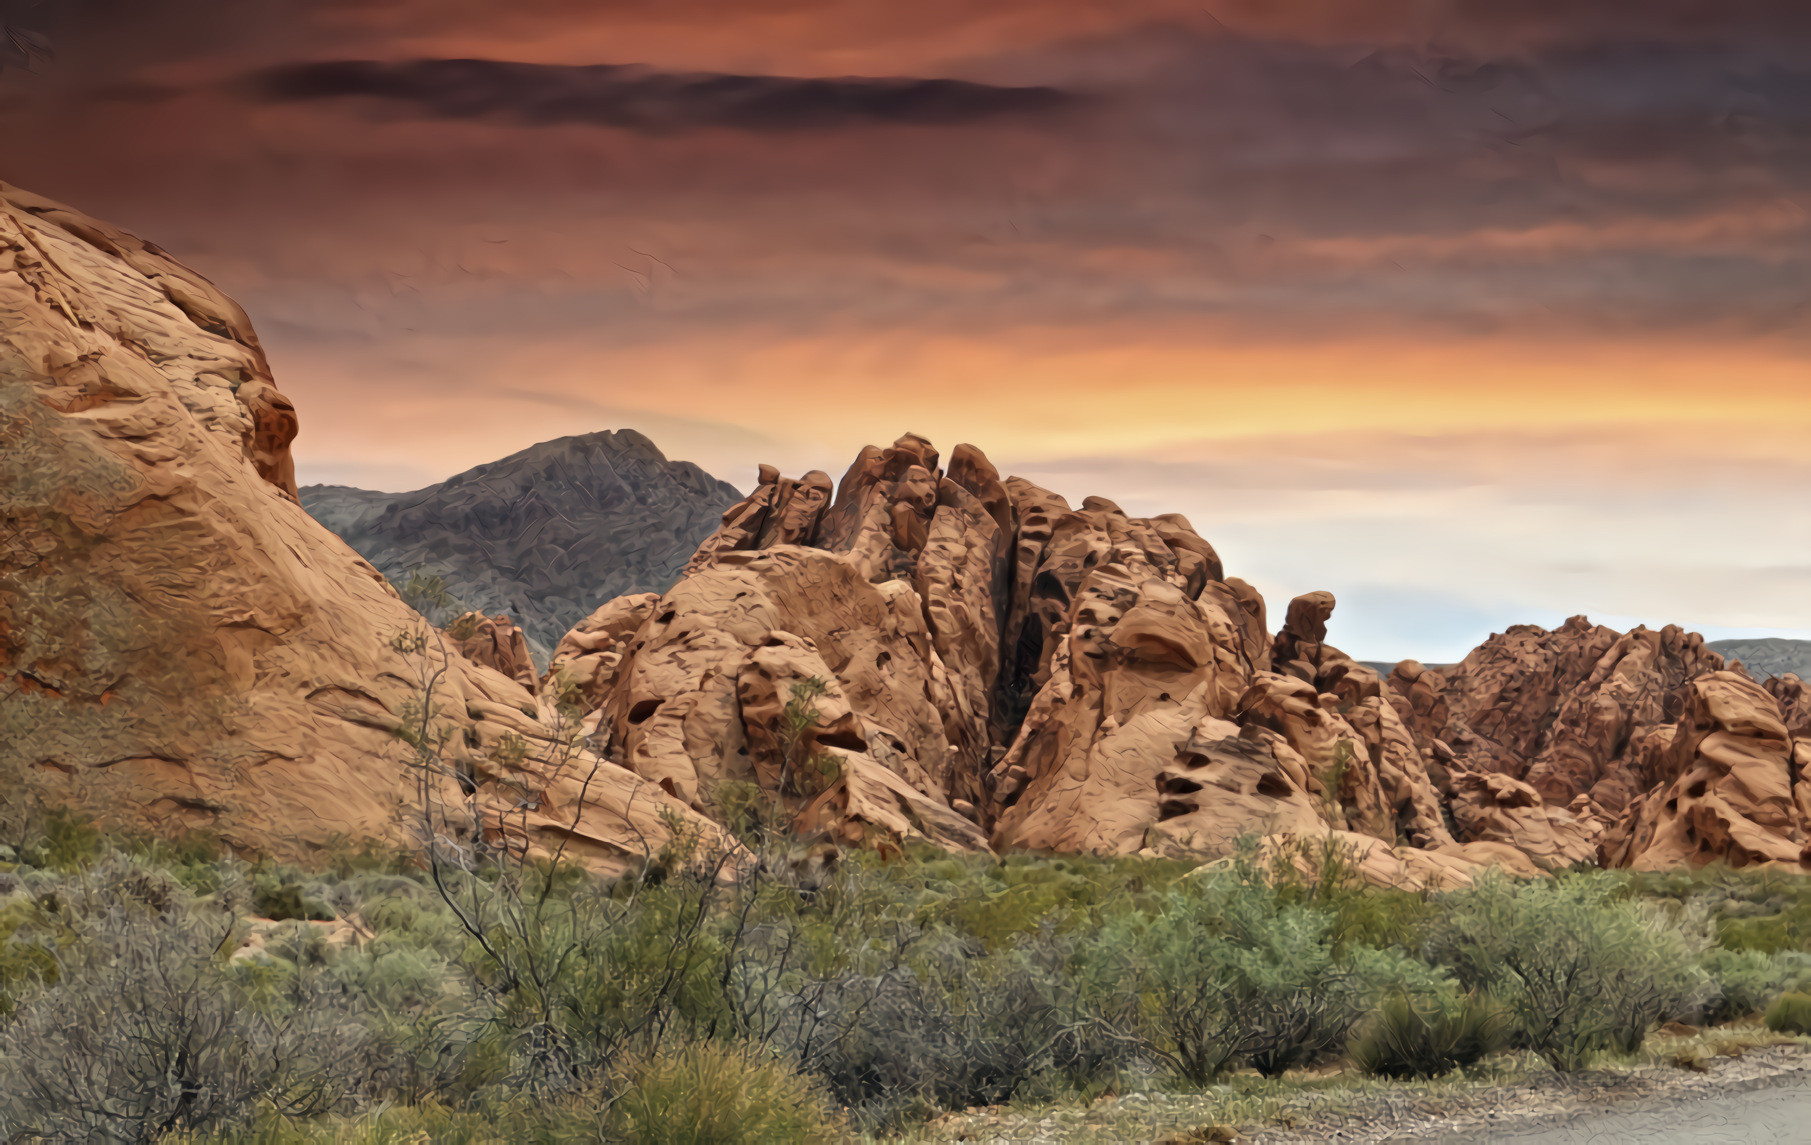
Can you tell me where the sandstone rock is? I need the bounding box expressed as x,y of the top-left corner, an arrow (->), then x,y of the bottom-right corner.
1141,723 -> 1326,859
1602,672 -> 1811,871
1427,618 -> 1724,816
563,434 -> 1283,858
986,570 -> 1254,854
586,545 -> 977,849
1521,625 -> 1723,811
448,612 -> 537,690
1384,660 -> 1450,757
543,593 -> 660,722
1765,674 -> 1811,738
1446,769 -> 1601,871
0,183 -> 728,875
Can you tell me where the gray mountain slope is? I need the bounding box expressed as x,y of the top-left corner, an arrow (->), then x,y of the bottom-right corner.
301,430 -> 740,667
1363,642 -> 1811,683
1707,638 -> 1811,681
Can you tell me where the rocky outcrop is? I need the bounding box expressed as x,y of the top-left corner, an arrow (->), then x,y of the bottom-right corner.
302,430 -> 740,666
1402,618 -> 1726,814
0,183 -> 728,876
1602,672 -> 1811,870
549,438 -> 1562,876
15,186 -> 1808,880
447,612 -> 537,690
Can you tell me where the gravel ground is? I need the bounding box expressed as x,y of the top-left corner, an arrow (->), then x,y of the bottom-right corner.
922,1042 -> 1811,1144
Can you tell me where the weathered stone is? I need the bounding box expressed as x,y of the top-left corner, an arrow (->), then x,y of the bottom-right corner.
1602,672 -> 1811,871
0,183 -> 729,876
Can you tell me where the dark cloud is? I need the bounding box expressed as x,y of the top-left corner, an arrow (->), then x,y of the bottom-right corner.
246,57 -> 1075,132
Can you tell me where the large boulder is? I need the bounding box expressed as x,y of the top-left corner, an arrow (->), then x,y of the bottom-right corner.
0,183 -> 726,875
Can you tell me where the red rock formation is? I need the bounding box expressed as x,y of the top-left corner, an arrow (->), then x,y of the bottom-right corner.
1408,618 -> 1726,815
19,186 -> 1806,880
1602,672 -> 1811,871
1,183 -> 725,874
555,443 -> 1563,875
1446,769 -> 1601,871
448,612 -> 537,690
1765,674 -> 1811,738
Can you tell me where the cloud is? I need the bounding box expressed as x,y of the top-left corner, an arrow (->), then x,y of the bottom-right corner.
245,57 -> 1075,132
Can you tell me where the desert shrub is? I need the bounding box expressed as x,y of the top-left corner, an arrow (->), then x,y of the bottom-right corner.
607,1040 -> 845,1144
0,897 -> 56,1016
1718,911 -> 1808,955
1241,833 -> 1436,954
6,805 -> 105,872
0,864 -> 374,1140
1702,947 -> 1811,1023
1350,991 -> 1508,1079
253,873 -> 335,923
1103,877 -> 1361,1083
1429,874 -> 1711,1070
806,931 -> 1125,1126
1765,990 -> 1811,1035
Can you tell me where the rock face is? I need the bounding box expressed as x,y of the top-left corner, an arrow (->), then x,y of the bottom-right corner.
1602,672 -> 1811,870
301,430 -> 741,666
1381,621 -> 1811,872
547,435 -> 1569,880
544,431 -> 1811,877
1403,618 -> 1726,814
0,183 -> 726,874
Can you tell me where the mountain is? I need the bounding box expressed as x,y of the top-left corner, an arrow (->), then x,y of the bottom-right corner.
301,431 -> 741,666
1707,638 -> 1811,681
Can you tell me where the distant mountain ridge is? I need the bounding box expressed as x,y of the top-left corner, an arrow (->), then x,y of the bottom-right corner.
1707,638 -> 1811,681
302,430 -> 741,665
1364,641 -> 1811,683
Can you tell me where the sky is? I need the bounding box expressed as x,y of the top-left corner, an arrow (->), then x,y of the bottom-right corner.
5,0 -> 1811,661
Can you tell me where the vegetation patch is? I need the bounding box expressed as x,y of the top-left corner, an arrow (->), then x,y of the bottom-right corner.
2,800 -> 1811,1140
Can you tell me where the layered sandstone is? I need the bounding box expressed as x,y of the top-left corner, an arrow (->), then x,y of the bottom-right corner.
0,184 -> 725,875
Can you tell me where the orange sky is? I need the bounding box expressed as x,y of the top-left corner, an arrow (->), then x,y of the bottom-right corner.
4,0 -> 1810,657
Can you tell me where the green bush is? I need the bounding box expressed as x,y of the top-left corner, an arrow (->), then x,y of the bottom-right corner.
0,860 -> 372,1141
1351,991 -> 1507,1079
1428,874 -> 1711,1069
1765,990 -> 1811,1035
253,876 -> 335,923
607,1041 -> 845,1144
8,806 -> 104,872
1718,912 -> 1807,955
1103,875 -> 1361,1083
1703,947 -> 1811,1022
804,931 -> 1128,1126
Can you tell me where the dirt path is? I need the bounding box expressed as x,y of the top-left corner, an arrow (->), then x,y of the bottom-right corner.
924,1043 -> 1811,1144
1489,1077 -> 1811,1144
